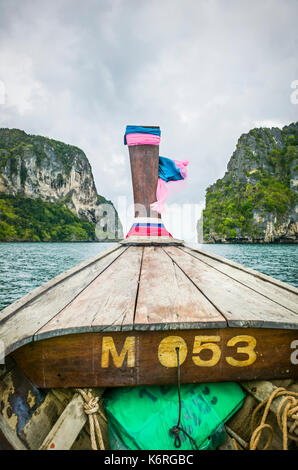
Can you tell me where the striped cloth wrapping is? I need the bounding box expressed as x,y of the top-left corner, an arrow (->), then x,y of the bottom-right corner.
126,222 -> 172,238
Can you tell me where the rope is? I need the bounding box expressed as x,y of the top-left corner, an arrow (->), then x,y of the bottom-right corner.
249,387 -> 298,450
170,347 -> 199,450
75,388 -> 107,450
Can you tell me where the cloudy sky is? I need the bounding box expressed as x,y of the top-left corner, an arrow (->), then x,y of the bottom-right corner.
0,0 -> 297,239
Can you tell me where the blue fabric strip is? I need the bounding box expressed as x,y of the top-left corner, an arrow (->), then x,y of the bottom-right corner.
158,156 -> 184,182
124,126 -> 161,145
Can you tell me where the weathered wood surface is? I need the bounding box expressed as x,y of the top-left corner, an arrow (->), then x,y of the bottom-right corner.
70,426 -> 93,450
40,390 -> 96,450
0,362 -> 46,449
134,246 -> 226,330
184,243 -> 298,295
0,359 -> 108,450
0,245 -> 125,355
39,388 -> 107,450
0,413 -> 27,450
164,246 -> 298,329
128,142 -> 160,219
19,391 -> 66,449
36,246 -> 143,340
11,328 -> 298,388
182,245 -> 298,314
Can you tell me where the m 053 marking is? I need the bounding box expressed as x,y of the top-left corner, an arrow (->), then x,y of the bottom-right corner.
157,335 -> 257,368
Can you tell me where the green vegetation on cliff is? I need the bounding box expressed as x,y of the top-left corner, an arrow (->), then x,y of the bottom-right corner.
0,193 -> 96,241
0,128 -> 123,241
0,128 -> 82,177
203,123 -> 298,242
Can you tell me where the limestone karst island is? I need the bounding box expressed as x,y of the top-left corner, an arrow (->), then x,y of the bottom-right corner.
201,122 -> 297,244
0,128 -> 122,242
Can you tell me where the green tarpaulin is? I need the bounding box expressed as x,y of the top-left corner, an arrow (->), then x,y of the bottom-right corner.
104,382 -> 245,450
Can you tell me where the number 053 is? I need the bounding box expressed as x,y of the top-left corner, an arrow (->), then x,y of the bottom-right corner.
192,335 -> 257,367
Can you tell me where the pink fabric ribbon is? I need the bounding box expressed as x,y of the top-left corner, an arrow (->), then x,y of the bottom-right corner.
126,133 -> 160,146
151,159 -> 189,214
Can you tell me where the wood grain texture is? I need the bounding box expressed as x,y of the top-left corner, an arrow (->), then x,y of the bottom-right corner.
19,391 -> 66,449
39,393 -> 86,450
184,242 -> 298,295
0,363 -> 45,447
0,245 -> 126,355
128,143 -> 160,219
0,413 -> 27,450
11,328 -> 298,388
164,246 -> 298,329
35,246 -> 143,340
39,388 -> 106,450
182,246 -> 298,314
134,246 -> 226,330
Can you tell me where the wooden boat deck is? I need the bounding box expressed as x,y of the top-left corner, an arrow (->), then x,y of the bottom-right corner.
1,242 -> 297,352
1,241 -> 297,388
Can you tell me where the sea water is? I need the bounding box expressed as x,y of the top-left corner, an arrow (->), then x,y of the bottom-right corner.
0,242 -> 297,311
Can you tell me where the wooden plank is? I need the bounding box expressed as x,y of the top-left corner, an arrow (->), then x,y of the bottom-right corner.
0,245 -> 125,355
39,388 -> 105,450
164,247 -> 298,329
0,356 -> 16,378
70,426 -> 92,450
182,246 -> 298,314
134,246 -> 226,330
11,328 -> 298,388
0,364 -> 45,448
50,388 -> 74,407
39,392 -> 86,450
184,242 -> 298,295
36,246 -> 143,340
0,413 -> 27,450
19,391 -> 66,449
0,426 -> 15,450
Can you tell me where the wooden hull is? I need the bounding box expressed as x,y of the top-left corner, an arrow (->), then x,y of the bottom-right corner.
11,328 -> 298,388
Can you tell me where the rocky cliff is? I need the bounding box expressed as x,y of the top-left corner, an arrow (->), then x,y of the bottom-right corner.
201,122 -> 298,243
0,128 -> 122,241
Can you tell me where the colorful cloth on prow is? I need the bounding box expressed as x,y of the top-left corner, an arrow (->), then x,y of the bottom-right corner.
150,156 -> 189,214
125,218 -> 172,239
124,126 -> 161,146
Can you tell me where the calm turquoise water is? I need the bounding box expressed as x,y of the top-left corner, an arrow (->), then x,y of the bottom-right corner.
0,242 -> 297,311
